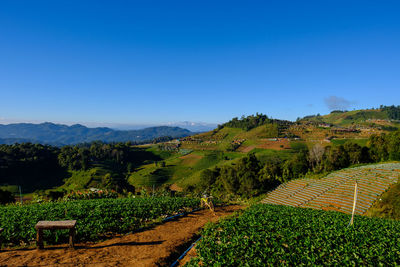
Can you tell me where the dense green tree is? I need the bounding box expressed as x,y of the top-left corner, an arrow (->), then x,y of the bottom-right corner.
367,131 -> 400,162
343,142 -> 364,165
282,152 -> 309,182
387,131 -> 400,160
219,165 -> 240,195
258,156 -> 282,190
368,134 -> 389,162
236,153 -> 262,196
381,105 -> 400,120
321,145 -> 349,172
222,113 -> 292,132
0,143 -> 65,192
203,153 -> 281,197
199,168 -> 220,191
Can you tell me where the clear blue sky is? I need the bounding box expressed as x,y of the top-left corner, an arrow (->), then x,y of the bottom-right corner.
1,0 -> 399,125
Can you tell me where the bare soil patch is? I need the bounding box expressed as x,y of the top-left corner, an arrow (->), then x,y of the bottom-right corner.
0,205 -> 242,267
237,145 -> 256,153
257,138 -> 291,150
169,183 -> 183,192
179,154 -> 203,166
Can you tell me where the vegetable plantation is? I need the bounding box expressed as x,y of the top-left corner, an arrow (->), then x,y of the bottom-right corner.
0,197 -> 199,246
187,204 -> 400,266
262,163 -> 400,215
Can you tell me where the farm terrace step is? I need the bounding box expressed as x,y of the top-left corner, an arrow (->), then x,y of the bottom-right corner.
262,163 -> 400,215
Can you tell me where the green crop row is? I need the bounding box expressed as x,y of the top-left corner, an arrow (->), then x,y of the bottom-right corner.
0,197 -> 199,246
187,204 -> 400,266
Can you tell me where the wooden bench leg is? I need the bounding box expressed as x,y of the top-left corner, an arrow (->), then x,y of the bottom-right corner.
36,229 -> 44,250
69,228 -> 75,249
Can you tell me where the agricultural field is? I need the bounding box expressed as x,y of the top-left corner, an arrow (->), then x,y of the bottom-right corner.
181,125 -> 292,152
128,150 -> 244,188
187,204 -> 400,266
0,197 -> 199,246
179,118 -> 384,157
299,108 -> 400,127
262,163 -> 400,215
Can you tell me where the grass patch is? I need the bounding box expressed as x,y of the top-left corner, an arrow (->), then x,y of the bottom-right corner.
367,179 -> 400,220
331,138 -> 368,146
252,148 -> 295,163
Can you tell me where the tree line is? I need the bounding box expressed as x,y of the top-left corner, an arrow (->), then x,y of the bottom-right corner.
0,143 -> 63,193
381,105 -> 400,120
220,113 -> 293,131
0,141 -> 163,195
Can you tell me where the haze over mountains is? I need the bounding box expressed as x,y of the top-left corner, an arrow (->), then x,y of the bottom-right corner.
163,121 -> 218,132
0,122 -> 192,145
0,119 -> 218,132
107,121 -> 217,132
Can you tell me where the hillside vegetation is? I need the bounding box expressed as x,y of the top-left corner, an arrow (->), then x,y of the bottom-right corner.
1,108 -> 400,211
300,105 -> 400,128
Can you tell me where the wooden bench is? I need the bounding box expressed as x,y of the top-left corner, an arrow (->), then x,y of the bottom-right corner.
35,220 -> 76,249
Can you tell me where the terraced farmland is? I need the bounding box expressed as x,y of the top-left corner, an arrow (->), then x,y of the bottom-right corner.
262,163 -> 400,215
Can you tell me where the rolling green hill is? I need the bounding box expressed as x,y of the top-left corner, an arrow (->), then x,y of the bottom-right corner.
103,110 -> 400,193
128,150 -> 244,188
300,106 -> 400,129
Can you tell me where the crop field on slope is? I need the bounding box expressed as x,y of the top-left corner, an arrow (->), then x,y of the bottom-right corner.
128,150 -> 243,188
262,163 -> 400,215
256,138 -> 291,150
179,153 -> 204,166
0,197 -> 199,246
186,204 -> 400,266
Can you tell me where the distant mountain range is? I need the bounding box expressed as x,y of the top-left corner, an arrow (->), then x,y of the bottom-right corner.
163,121 -> 218,132
103,121 -> 217,132
0,122 -> 193,145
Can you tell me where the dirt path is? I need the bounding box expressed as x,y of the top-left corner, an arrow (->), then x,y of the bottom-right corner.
0,206 -> 242,267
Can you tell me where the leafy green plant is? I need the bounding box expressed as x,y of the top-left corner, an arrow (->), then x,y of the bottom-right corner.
188,204 -> 400,266
0,197 -> 199,246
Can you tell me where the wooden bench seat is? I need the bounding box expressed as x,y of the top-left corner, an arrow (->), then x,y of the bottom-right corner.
35,220 -> 76,249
